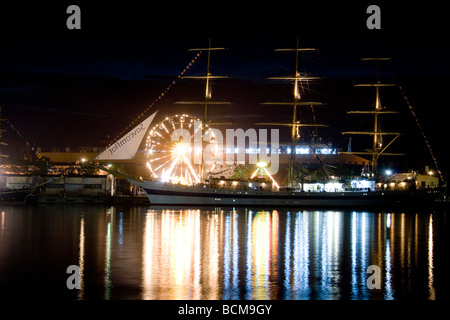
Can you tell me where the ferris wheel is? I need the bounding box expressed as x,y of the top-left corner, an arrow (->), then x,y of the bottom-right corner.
145,114 -> 222,185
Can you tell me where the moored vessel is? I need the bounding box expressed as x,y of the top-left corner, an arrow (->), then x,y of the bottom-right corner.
132,178 -> 438,207
124,41 -> 442,207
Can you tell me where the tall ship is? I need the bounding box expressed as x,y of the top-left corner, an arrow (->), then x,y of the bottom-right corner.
96,40 -> 442,207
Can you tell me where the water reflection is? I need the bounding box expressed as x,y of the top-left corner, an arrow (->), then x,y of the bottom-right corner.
249,210 -> 279,299
77,215 -> 85,300
351,212 -> 369,299
285,211 -> 311,299
223,209 -> 239,299
104,211 -> 112,300
140,208 -> 439,300
142,209 -> 202,299
428,215 -> 435,300
0,205 -> 442,300
1,211 -> 5,231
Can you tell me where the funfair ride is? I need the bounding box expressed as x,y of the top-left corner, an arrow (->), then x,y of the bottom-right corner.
91,40 -> 441,207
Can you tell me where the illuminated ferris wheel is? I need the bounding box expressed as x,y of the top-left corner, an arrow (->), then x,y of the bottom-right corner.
145,114 -> 219,185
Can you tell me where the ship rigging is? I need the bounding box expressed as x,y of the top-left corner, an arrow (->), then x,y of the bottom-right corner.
87,40 -> 442,207
256,39 -> 326,188
340,58 -> 404,179
175,39 -> 233,183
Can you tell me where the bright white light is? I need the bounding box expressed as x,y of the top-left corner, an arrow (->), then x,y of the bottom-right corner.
297,148 -> 309,154
146,114 -> 207,186
351,179 -> 374,189
257,162 -> 267,168
325,182 -> 344,192
173,143 -> 188,157
250,168 -> 260,179
385,170 -> 392,176
360,180 -> 371,188
263,168 -> 280,189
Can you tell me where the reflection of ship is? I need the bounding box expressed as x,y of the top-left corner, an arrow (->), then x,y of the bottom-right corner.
138,208 -> 437,299
105,41 -> 441,207
132,178 -> 437,207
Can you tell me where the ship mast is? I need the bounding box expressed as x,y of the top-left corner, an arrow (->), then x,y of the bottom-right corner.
257,39 -> 326,188
175,39 -> 232,182
340,58 -> 403,179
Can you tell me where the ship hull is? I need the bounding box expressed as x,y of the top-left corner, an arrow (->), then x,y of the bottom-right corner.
131,180 -> 438,208
0,189 -> 34,204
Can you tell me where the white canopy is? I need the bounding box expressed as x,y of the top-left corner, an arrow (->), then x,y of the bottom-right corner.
94,111 -> 158,160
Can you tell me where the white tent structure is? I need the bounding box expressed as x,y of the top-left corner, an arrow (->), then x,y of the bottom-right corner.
94,111 -> 158,161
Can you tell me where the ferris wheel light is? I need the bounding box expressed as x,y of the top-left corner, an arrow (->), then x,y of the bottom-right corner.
172,142 -> 188,157
145,114 -> 208,186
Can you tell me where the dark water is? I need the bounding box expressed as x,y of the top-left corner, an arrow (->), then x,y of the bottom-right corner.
0,204 -> 448,300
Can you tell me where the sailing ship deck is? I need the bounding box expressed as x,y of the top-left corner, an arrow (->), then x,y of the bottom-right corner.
132,179 -> 439,208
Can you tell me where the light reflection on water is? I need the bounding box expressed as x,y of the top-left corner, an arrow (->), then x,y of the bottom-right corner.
0,205 -> 445,300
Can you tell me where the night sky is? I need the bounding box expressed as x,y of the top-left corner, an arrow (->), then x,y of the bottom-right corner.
0,1 -> 449,173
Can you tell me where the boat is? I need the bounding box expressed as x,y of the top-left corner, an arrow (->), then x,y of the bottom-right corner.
96,40 -> 442,207
0,186 -> 37,204
131,179 -> 438,207
0,106 -> 68,204
0,177 -> 66,204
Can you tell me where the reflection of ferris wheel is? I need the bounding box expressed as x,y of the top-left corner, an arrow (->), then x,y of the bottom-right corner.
145,114 -> 216,185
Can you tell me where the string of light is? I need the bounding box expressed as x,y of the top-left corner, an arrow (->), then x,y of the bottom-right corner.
112,51 -> 203,142
398,85 -> 443,181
